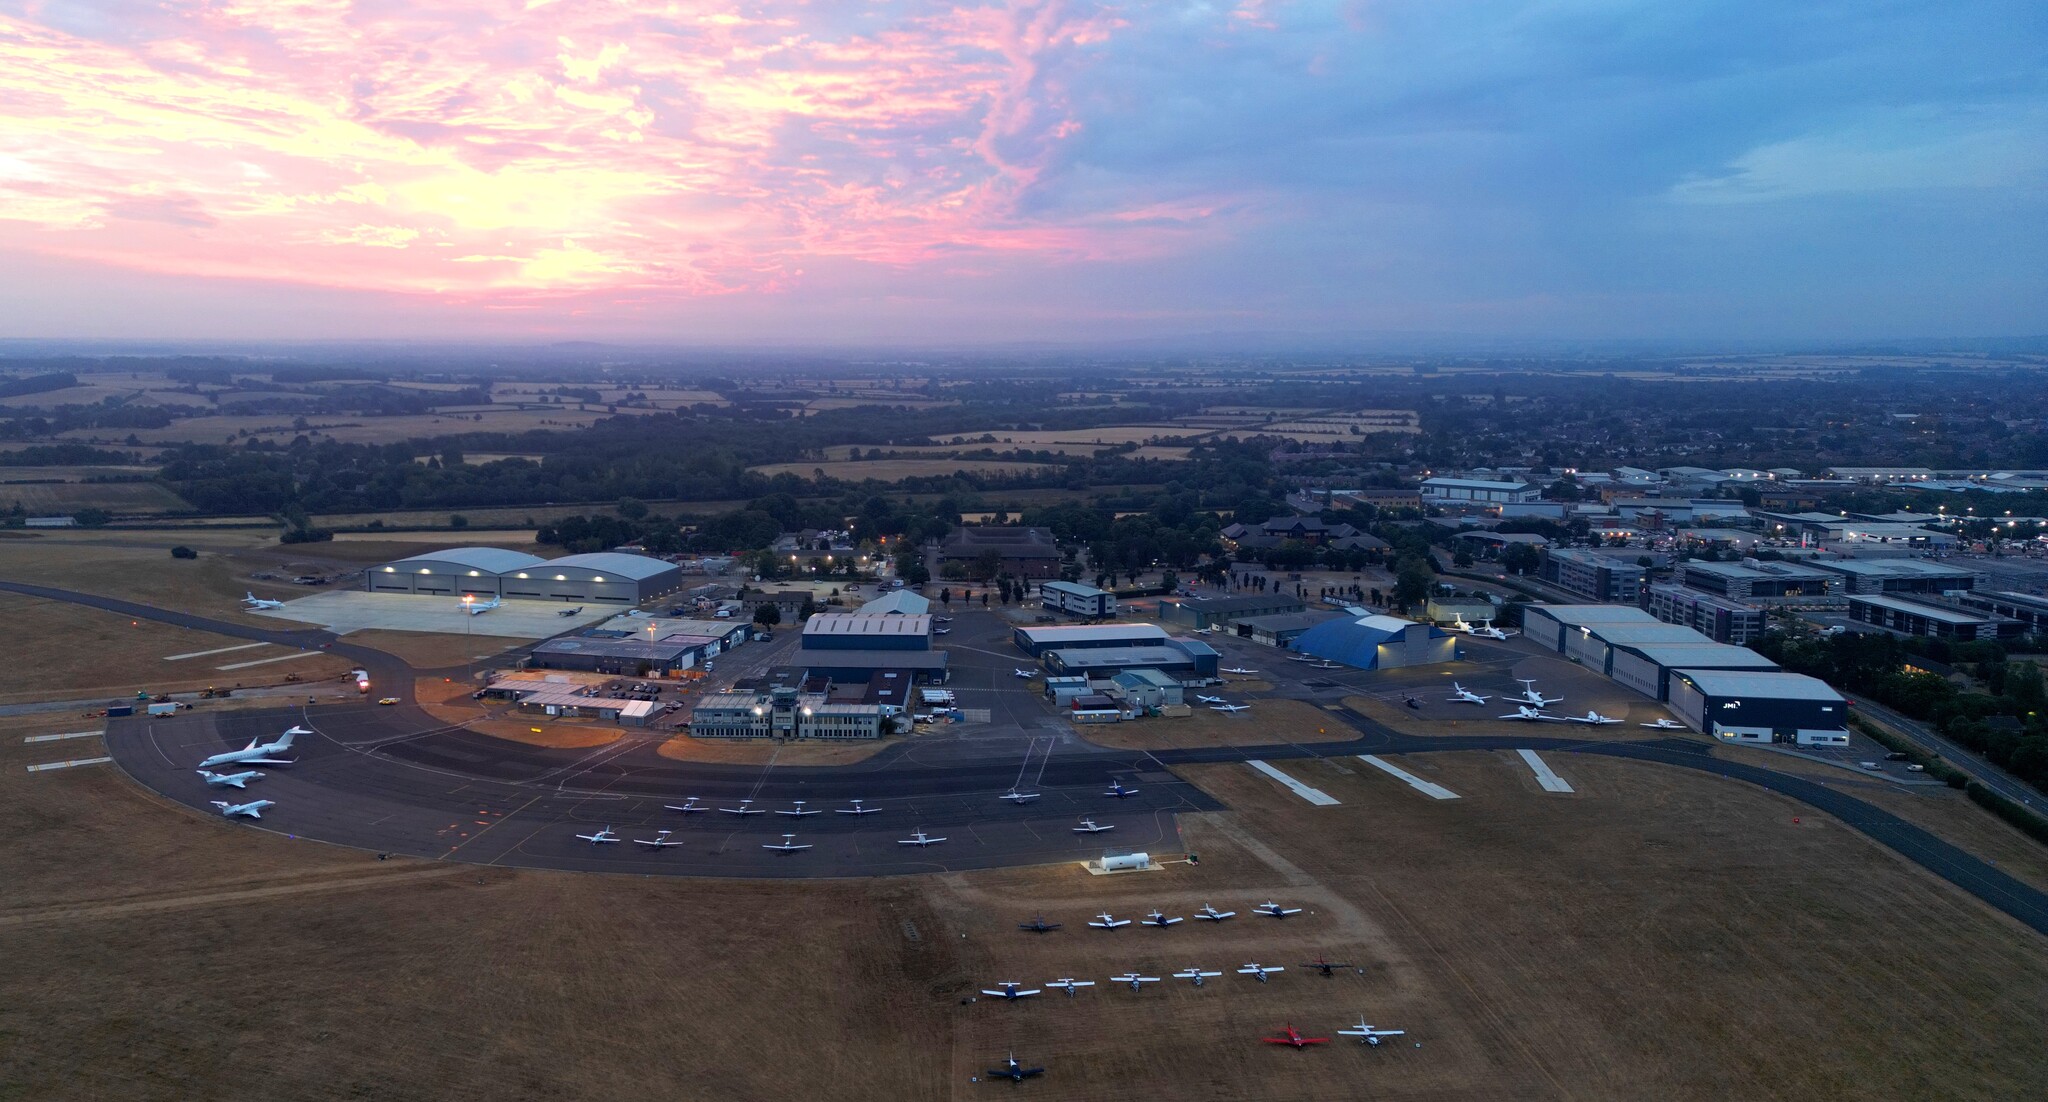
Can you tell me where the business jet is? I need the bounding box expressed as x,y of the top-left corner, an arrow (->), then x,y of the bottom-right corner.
1046,977 -> 1094,997
241,592 -> 284,611
933,627 -> 951,635
1253,901 -> 1302,918
1237,962 -> 1286,983
1194,903 -> 1236,922
1448,683 -> 1490,704
1073,818 -> 1114,834
1338,1017 -> 1407,1046
1088,911 -> 1132,929
1641,718 -> 1686,730
933,616 -> 952,624
1475,623 -> 1517,640
1262,1024 -> 1329,1049
1301,956 -> 1352,977
762,834 -> 811,852
980,981 -> 1040,1001
777,801 -> 821,817
198,725 -> 308,769
634,829 -> 682,848
1195,626 -> 1216,635
1013,668 -> 1037,679
463,596 -> 502,615
898,829 -> 946,847
211,798 -> 275,819
1210,703 -> 1252,714
665,797 -> 707,813
1223,666 -> 1258,675
1513,679 -> 1562,706
1498,706 -> 1563,722
1103,780 -> 1139,798
1446,616 -> 1478,635
557,606 -> 583,617
1018,916 -> 1062,934
1110,972 -> 1161,992
1172,967 -> 1223,987
986,1053 -> 1044,1083
1001,790 -> 1041,804
836,799 -> 880,815
1195,694 -> 1227,705
1571,710 -> 1624,725
1142,909 -> 1183,928
196,769 -> 261,789
576,826 -> 620,844
720,799 -> 765,815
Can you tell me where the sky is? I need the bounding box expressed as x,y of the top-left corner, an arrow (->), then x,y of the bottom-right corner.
0,0 -> 2042,346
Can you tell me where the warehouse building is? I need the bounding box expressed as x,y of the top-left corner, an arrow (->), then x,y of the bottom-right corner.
1845,594 -> 2024,641
1155,594 -> 1305,632
1957,590 -> 2048,633
1420,477 -> 1539,504
1563,622 -> 1717,675
1668,670 -> 1849,746
1107,669 -> 1184,709
529,637 -> 705,676
1609,642 -> 1780,701
800,651 -> 949,684
1039,580 -> 1117,618
1291,614 -> 1458,670
367,546 -> 683,604
1541,547 -> 1648,603
1014,622 -> 1171,657
1521,605 -> 1662,653
802,613 -> 933,650
1803,558 -> 1984,596
1677,560 -> 1838,600
1647,585 -> 1768,645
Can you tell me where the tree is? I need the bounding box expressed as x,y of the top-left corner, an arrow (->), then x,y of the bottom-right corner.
753,603 -> 782,627
1393,555 -> 1434,611
73,508 -> 112,528
1452,548 -> 1474,568
618,497 -> 649,520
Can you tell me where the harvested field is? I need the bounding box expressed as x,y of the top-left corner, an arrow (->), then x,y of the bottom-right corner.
0,480 -> 190,513
749,459 -> 1057,480
330,529 -> 539,545
58,406 -> 647,448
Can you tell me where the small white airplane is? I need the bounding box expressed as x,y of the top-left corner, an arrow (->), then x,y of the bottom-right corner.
836,799 -> 880,815
634,829 -> 682,848
1311,661 -> 1344,670
1014,668 -> 1036,679
1572,710 -> 1623,725
1194,903 -> 1236,922
1195,626 -> 1215,635
1338,1017 -> 1407,1046
980,981 -> 1041,1001
762,834 -> 811,852
1253,901 -> 1303,918
1142,909 -> 1183,928
777,801 -> 821,817
556,606 -> 584,617
1237,962 -> 1286,983
1223,666 -> 1258,675
241,591 -> 284,611
899,829 -> 946,847
665,797 -> 707,814
1447,616 -> 1479,635
1001,789 -> 1041,804
1088,911 -> 1132,929
933,616 -> 953,624
463,596 -> 502,615
1074,818 -> 1114,834
196,769 -> 261,789
1111,972 -> 1161,992
576,826 -> 620,844
1104,780 -> 1139,798
1514,679 -> 1561,706
1448,683 -> 1490,704
933,627 -> 950,635
1210,703 -> 1251,714
1172,966 -> 1223,987
1195,694 -> 1228,705
1498,705 -> 1565,722
1641,718 -> 1687,730
211,798 -> 275,819
198,725 -> 307,769
720,799 -> 765,816
1475,624 -> 1516,640
1047,977 -> 1095,997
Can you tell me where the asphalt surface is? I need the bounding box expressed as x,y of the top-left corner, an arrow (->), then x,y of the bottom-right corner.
14,579 -> 2048,933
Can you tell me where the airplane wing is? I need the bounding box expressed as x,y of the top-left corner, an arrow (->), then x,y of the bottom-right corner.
234,756 -> 296,765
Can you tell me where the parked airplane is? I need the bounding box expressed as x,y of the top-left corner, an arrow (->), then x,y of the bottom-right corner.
898,829 -> 946,847
1111,972 -> 1161,992
836,799 -> 880,815
211,798 -> 275,819
933,628 -> 951,635
198,725 -> 307,769
1195,694 -> 1228,705
1301,957 -> 1353,977
1013,669 -> 1036,679
979,981 -> 1041,1001
1498,706 -> 1563,722
762,834 -> 811,852
1237,963 -> 1286,983
1103,780 -> 1139,798
576,826 -> 620,844
1088,911 -> 1132,930
665,797 -> 707,814
1142,909 -> 1184,928
196,769 -> 261,789
1046,978 -> 1094,997
463,596 -> 502,615
1223,666 -> 1258,675
557,606 -> 584,617
933,616 -> 953,624
1001,790 -> 1041,804
720,799 -> 765,815
1253,901 -> 1303,918
1641,718 -> 1686,730
1073,818 -> 1114,834
1311,661 -> 1344,670
1262,1024 -> 1329,1049
1338,1017 -> 1407,1046
1172,966 -> 1223,987
1195,627 -> 1215,635
1571,710 -> 1624,725
1475,624 -> 1517,640
634,829 -> 682,848
777,801 -> 821,817
1448,683 -> 1490,704
1209,703 -> 1252,714
1018,916 -> 1062,934
1194,903 -> 1237,922
241,591 -> 284,611
985,1053 -> 1044,1083
1514,679 -> 1562,706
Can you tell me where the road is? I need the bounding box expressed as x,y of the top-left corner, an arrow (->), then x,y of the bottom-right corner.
1854,697 -> 2047,810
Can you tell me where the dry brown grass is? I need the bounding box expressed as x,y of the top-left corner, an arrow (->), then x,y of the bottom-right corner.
1078,698 -> 1358,751
346,630 -> 518,669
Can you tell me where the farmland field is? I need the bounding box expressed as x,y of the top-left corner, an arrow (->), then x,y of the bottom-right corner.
0,480 -> 191,513
748,459 -> 1057,480
57,406 -> 660,447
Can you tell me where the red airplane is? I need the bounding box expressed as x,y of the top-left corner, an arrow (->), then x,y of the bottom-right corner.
1262,1024 -> 1330,1049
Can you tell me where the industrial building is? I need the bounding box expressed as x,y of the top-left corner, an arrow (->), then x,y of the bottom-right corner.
530,615 -> 752,674
1039,580 -> 1117,618
1043,642 -> 1219,681
1805,559 -> 1984,596
1235,611 -> 1340,648
1609,642 -> 1780,701
1667,670 -> 1849,745
1013,622 -> 1171,657
1540,547 -> 1648,603
1677,560 -> 1837,601
688,686 -> 884,740
1957,590 -> 2048,633
1420,477 -> 1539,504
1562,622 -> 1718,674
1521,605 -> 1662,653
801,612 -> 933,650
1291,614 -> 1458,670
1155,594 -> 1305,632
1107,669 -> 1184,709
854,590 -> 931,616
1845,594 -> 2024,641
936,526 -> 1063,579
1647,584 -> 1769,645
367,546 -> 683,604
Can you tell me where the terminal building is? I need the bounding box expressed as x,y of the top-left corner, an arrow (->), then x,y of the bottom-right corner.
1038,580 -> 1117,618
367,547 -> 684,604
1667,670 -> 1849,746
688,686 -> 884,740
1155,594 -> 1306,632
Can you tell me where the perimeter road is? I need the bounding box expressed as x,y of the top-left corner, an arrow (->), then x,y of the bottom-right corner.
1245,760 -> 1340,806
1358,754 -> 1461,800
1516,749 -> 1574,793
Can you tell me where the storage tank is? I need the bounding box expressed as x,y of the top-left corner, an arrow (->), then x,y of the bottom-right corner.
1100,852 -> 1151,872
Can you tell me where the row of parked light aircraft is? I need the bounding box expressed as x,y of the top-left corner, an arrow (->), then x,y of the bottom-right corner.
1017,901 -> 1303,932
980,954 -> 1360,1000
984,1014 -> 1405,1082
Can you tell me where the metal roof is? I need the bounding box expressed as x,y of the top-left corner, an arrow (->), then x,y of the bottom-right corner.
1584,624 -> 1715,646
532,638 -> 699,661
387,547 -> 548,574
1674,670 -> 1844,702
804,613 -> 932,636
1048,646 -> 1196,668
798,650 -> 949,671
1524,605 -> 1662,626
1612,642 -> 1779,669
1234,612 -> 1339,633
1041,580 -> 1111,597
546,552 -> 679,580
1016,623 -> 1170,645
1845,594 -> 1998,625
855,591 -> 932,616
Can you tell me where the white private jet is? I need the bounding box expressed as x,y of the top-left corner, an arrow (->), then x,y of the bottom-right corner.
211,798 -> 275,819
1475,623 -> 1517,640
1448,683 -> 1490,705
198,725 -> 308,769
463,596 -> 502,615
1172,966 -> 1223,987
1047,977 -> 1095,997
1088,911 -> 1132,929
1223,666 -> 1258,675
1253,901 -> 1303,918
665,797 -> 707,814
1104,780 -> 1139,798
1641,718 -> 1686,730
576,826 -> 620,844
196,769 -> 261,789
1001,790 -> 1041,804
1074,818 -> 1114,834
1194,903 -> 1237,922
1111,972 -> 1161,992
1142,909 -> 1184,928
762,834 -> 811,852
933,627 -> 951,635
1195,626 -> 1215,635
836,799 -> 880,815
634,829 -> 682,848
1498,706 -> 1563,722
1237,962 -> 1286,983
1013,669 -> 1037,679
898,829 -> 946,847
777,801 -> 821,817
1209,703 -> 1251,714
1513,679 -> 1562,707
1338,1017 -> 1407,1046
720,799 -> 765,816
980,981 -> 1040,1001
241,591 -> 284,611
1571,710 -> 1624,725
1195,694 -> 1228,705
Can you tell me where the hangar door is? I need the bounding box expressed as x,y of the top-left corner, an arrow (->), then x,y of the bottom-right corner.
1609,650 -> 1663,699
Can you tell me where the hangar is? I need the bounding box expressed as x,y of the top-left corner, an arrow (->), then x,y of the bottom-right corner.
1044,644 -> 1217,681
1155,594 -> 1305,632
1291,614 -> 1458,670
1668,670 -> 1849,745
367,546 -> 683,604
1562,622 -> 1716,674
1521,604 -> 1662,653
1609,642 -> 1780,701
1013,622 -> 1171,657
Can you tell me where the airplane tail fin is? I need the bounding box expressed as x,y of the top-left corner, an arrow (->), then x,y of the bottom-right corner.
276,727 -> 302,748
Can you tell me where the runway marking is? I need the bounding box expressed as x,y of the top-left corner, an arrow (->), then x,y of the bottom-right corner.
445,793 -> 548,858
164,642 -> 269,662
1516,749 -> 1574,793
216,651 -> 323,671
24,730 -> 102,743
1357,755 -> 1460,800
1245,760 -> 1340,806
26,756 -> 113,772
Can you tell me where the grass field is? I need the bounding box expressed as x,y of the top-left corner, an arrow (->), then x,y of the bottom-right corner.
933,425 -> 1207,446
0,532 -> 303,623
57,406 -> 657,448
749,459 -> 1057,481
0,480 -> 191,513
1076,699 -> 1357,751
